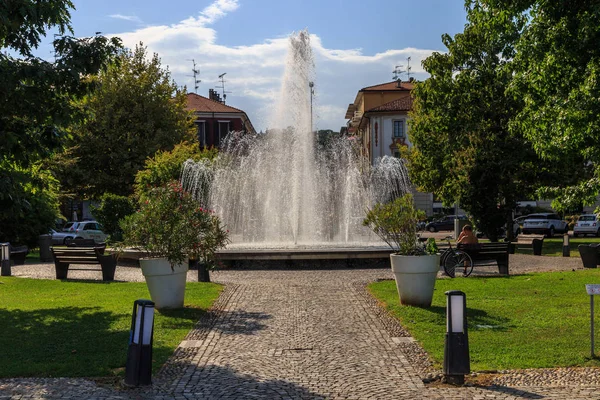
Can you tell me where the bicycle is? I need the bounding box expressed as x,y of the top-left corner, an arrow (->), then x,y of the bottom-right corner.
440,236 -> 474,278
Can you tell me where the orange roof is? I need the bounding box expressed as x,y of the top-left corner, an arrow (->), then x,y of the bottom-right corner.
185,93 -> 244,113
360,81 -> 414,92
367,97 -> 413,112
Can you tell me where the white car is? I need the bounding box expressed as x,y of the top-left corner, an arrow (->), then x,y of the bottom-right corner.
574,214 -> 600,237
51,221 -> 108,244
522,213 -> 569,237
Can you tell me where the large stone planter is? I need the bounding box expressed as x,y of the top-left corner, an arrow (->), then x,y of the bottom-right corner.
139,258 -> 189,309
390,254 -> 440,307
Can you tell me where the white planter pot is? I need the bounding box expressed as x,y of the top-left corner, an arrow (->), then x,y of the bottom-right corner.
390,254 -> 440,307
139,258 -> 189,310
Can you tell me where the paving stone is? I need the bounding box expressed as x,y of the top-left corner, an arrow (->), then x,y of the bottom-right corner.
2,261 -> 600,398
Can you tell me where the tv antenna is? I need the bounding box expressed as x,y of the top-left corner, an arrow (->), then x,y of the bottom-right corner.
407,56 -> 412,80
187,59 -> 201,93
393,64 -> 405,82
216,72 -> 232,104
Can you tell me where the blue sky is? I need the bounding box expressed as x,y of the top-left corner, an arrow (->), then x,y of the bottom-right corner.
56,0 -> 468,131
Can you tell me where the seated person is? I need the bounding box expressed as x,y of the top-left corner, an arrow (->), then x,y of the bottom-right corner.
457,225 -> 478,245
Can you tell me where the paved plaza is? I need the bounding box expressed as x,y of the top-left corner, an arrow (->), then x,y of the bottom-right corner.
2,256 -> 600,399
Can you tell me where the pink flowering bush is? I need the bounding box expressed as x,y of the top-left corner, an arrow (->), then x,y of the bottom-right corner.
121,181 -> 229,270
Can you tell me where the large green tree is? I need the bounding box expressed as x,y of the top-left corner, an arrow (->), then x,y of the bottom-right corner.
0,0 -> 121,245
408,1 -> 578,239
58,44 -> 195,198
506,0 -> 600,212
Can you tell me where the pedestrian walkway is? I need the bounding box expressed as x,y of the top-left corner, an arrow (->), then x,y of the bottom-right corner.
1,267 -> 600,399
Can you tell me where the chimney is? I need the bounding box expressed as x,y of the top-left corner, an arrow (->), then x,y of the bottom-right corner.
396,80 -> 402,88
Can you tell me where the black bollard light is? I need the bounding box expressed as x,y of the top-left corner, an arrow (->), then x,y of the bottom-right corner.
125,299 -> 155,386
444,290 -> 470,385
563,233 -> 570,257
1,243 -> 10,277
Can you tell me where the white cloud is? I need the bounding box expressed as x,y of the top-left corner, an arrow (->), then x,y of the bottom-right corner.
109,0 -> 437,132
109,14 -> 143,24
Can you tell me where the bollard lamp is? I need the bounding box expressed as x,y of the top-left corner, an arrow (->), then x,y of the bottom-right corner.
125,299 -> 155,386
444,290 -> 470,385
1,243 -> 10,277
563,234 -> 570,257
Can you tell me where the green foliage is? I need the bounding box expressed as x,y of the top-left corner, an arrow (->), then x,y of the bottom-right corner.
57,43 -> 195,198
369,270 -> 600,370
426,238 -> 439,255
0,1 -> 122,169
90,193 -> 135,242
121,182 -> 229,269
0,277 -> 221,377
0,1 -> 120,246
0,162 -> 61,247
134,141 -> 218,201
507,1 -> 600,210
363,194 -> 429,255
408,0 -> 577,241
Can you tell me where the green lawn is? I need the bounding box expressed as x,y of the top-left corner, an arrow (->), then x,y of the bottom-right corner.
369,270 -> 600,371
0,277 -> 222,378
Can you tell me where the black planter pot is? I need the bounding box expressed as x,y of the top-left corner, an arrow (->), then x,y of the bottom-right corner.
189,259 -> 211,282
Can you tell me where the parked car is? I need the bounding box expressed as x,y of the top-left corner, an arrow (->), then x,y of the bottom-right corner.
51,221 -> 108,244
573,214 -> 600,237
425,215 -> 469,232
522,213 -> 568,237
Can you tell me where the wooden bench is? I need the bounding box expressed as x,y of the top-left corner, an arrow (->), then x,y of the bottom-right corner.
457,242 -> 510,275
509,234 -> 544,256
9,244 -> 28,265
50,245 -> 117,281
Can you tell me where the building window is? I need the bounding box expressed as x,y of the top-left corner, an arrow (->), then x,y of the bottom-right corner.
218,121 -> 230,146
393,150 -> 401,158
393,120 -> 405,138
196,121 -> 206,147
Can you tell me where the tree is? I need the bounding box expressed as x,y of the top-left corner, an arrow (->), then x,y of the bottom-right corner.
58,44 -> 195,198
408,1 -> 575,240
0,0 -> 122,244
506,0 -> 600,212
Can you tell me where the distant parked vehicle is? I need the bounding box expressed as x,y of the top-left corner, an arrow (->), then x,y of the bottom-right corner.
574,214 -> 600,237
51,221 -> 107,244
425,215 -> 469,232
522,213 -> 568,237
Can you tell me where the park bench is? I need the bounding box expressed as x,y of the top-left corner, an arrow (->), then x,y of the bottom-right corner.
509,234 -> 544,256
578,244 -> 600,269
457,242 -> 510,275
9,244 -> 28,265
50,244 -> 117,281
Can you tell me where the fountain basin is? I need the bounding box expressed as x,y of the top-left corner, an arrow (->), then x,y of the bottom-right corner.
216,247 -> 394,269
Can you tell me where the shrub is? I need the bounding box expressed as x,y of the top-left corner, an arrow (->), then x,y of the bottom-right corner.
134,141 -> 217,201
121,181 -> 229,269
90,193 -> 135,242
363,194 -> 433,255
0,162 -> 61,247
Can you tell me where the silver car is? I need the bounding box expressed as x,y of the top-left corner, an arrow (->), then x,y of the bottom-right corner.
574,214 -> 599,237
51,221 -> 108,244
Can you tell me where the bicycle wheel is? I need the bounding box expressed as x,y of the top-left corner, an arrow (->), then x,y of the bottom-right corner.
439,249 -> 451,267
443,251 -> 473,278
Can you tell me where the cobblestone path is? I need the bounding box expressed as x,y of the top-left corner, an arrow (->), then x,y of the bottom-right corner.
2,268 -> 600,399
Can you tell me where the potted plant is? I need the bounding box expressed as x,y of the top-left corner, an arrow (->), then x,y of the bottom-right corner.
363,193 -> 440,307
121,181 -> 229,309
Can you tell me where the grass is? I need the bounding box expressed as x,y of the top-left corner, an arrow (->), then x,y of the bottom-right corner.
369,270 -> 600,371
0,277 -> 222,378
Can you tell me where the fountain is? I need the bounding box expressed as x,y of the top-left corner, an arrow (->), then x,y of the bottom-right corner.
181,30 -> 412,266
